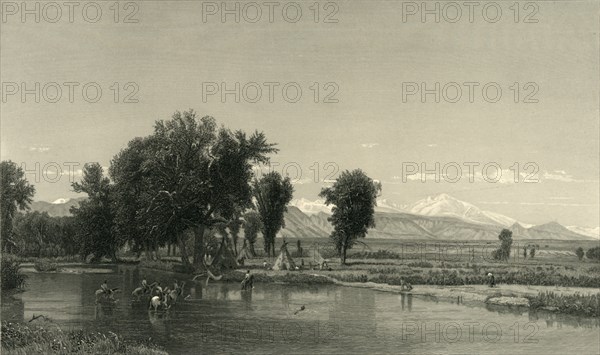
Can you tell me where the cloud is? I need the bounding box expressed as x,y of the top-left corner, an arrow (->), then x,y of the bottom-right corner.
542,170 -> 597,183
28,146 -> 50,153
479,201 -> 598,207
361,143 -> 379,148
291,177 -> 313,185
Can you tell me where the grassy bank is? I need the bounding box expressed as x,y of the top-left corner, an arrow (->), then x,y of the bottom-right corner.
527,291 -> 600,317
1,320 -> 167,355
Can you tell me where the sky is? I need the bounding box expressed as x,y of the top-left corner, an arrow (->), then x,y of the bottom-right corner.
1,0 -> 598,227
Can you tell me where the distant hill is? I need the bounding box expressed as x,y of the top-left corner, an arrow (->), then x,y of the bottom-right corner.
284,194 -> 597,241
30,194 -> 597,241
30,197 -> 86,217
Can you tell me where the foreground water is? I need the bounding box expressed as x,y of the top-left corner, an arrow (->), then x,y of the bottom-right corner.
2,265 -> 598,354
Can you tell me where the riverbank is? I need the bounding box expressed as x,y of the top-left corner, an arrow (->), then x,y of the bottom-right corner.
0,319 -> 167,355
219,269 -> 599,317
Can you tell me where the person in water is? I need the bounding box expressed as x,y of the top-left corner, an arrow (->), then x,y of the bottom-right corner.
101,280 -> 109,293
154,282 -> 163,296
400,278 -> 413,291
241,270 -> 254,290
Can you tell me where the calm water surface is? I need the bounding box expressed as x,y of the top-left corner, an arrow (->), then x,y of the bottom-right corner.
2,266 -> 598,354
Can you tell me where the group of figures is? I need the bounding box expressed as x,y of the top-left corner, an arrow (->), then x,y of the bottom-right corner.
132,279 -> 186,311
95,278 -> 186,311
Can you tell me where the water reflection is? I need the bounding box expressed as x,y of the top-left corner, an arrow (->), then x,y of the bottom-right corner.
400,293 -> 413,311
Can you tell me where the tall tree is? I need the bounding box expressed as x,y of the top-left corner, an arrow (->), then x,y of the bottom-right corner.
109,137 -> 159,259
111,111 -> 276,267
71,163 -> 118,262
576,247 -> 584,261
319,169 -> 381,265
243,210 -> 262,256
492,229 -> 513,261
253,172 -> 294,257
0,161 -> 35,253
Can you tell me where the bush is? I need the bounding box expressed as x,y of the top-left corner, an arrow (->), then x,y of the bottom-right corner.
1,320 -> 168,354
350,250 -> 402,260
1,258 -> 27,290
34,259 -> 60,272
407,261 -> 433,268
527,291 -> 600,317
586,247 -> 600,262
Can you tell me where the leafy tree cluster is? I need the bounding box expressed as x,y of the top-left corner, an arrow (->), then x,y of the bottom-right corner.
77,111 -> 277,266
492,229 -> 513,261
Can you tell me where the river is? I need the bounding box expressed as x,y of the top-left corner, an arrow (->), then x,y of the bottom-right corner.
2,265 -> 598,354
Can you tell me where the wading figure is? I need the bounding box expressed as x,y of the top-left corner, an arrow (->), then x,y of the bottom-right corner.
95,280 -> 119,304
132,280 -> 157,301
241,270 -> 254,291
149,292 -> 168,312
165,281 -> 186,309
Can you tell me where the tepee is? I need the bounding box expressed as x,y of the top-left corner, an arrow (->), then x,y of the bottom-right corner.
237,242 -> 254,265
310,244 -> 327,269
272,241 -> 296,271
212,237 -> 238,270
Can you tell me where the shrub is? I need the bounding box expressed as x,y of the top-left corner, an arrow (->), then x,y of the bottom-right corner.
1,320 -> 168,354
34,259 -> 60,272
1,258 -> 27,290
586,247 -> 600,262
407,261 -> 433,268
350,250 -> 402,260
527,291 -> 600,317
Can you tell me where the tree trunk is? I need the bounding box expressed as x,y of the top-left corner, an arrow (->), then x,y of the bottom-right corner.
144,240 -> 150,260
177,232 -> 191,267
167,243 -> 171,256
193,225 -> 206,267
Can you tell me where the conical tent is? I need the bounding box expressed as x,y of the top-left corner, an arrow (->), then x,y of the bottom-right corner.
272,242 -> 296,271
237,244 -> 253,263
213,238 -> 238,270
306,243 -> 327,269
311,245 -> 326,266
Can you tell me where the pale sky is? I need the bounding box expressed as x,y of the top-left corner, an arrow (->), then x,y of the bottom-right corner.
1,0 -> 598,227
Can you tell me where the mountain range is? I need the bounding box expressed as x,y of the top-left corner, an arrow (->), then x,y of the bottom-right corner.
29,194 -> 598,240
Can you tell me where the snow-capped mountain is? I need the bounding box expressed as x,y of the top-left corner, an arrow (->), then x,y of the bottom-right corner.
52,198 -> 71,204
375,199 -> 406,213
289,197 -> 405,214
288,198 -> 332,215
406,193 -> 516,227
566,226 -> 600,239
